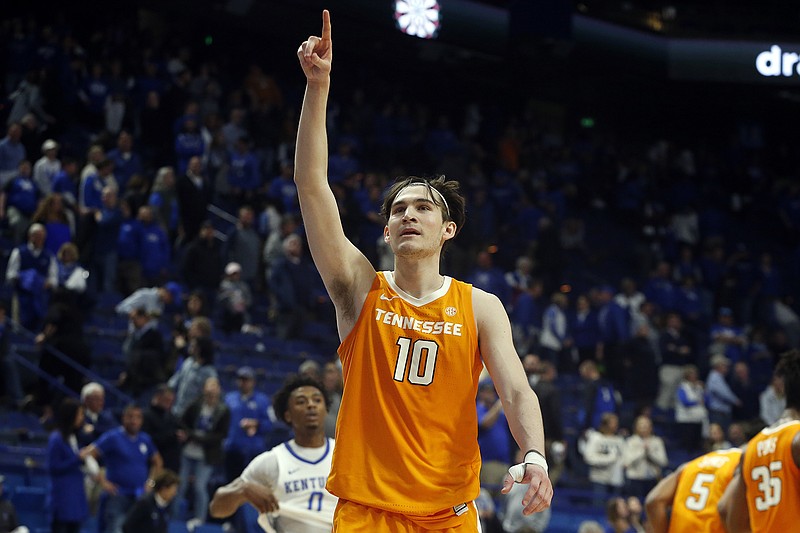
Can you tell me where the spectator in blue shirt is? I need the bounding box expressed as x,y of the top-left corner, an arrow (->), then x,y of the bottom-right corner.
642,261 -> 677,314
51,157 -> 80,209
224,366 -> 274,481
570,293 -> 601,364
174,117 -> 205,177
78,62 -> 110,132
705,354 -> 741,432
267,161 -> 300,215
79,158 -> 114,213
1,159 -> 40,243
0,123 -> 26,186
137,205 -> 171,287
116,197 -> 143,296
227,136 -> 261,205
709,307 -> 747,364
476,380 -> 512,494
48,397 -> 95,533
595,285 -> 631,387
467,250 -> 511,308
91,186 -> 123,293
82,404 -> 163,533
107,130 -> 144,194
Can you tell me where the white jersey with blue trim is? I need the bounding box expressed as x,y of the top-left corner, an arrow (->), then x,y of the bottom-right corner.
242,438 -> 336,533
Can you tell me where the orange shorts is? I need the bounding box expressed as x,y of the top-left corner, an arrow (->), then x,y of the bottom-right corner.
332,499 -> 481,532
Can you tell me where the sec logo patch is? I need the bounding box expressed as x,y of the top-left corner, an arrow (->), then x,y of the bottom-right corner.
445,306 -> 457,317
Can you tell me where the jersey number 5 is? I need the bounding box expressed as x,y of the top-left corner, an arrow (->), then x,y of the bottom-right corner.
685,472 -> 715,511
752,461 -> 782,511
393,337 -> 439,386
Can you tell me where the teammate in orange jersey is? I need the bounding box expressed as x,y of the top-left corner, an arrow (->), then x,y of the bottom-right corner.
718,349 -> 800,533
645,447 -> 741,533
293,10 -> 552,532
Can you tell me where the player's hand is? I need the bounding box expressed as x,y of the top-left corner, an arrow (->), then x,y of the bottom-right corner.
243,481 -> 280,514
297,10 -> 332,83
501,463 -> 553,515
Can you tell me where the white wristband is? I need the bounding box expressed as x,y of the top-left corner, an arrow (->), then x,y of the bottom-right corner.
524,450 -> 549,474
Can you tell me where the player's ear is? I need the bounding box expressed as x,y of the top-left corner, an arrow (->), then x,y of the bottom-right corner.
442,221 -> 456,241
384,225 -> 390,243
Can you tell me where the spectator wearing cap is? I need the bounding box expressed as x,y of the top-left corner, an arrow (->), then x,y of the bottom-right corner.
180,220 -> 223,307
0,474 -> 29,533
222,366 -> 275,527
116,281 -> 182,319
705,353 -> 741,432
32,138 -> 60,195
137,205 -> 171,287
217,262 -> 253,334
476,379 -> 512,494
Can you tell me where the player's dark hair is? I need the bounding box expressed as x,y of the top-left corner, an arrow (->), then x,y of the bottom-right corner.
381,175 -> 466,239
775,349 -> 800,409
272,373 -> 330,424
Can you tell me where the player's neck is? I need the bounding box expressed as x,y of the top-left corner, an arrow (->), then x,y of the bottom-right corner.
392,257 -> 444,298
294,430 -> 326,448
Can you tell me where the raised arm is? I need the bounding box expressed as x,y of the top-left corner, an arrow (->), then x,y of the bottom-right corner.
294,10 -> 375,326
474,289 -> 553,515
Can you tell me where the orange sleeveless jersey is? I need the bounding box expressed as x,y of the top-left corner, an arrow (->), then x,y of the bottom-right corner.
668,448 -> 742,533
743,420 -> 800,532
327,271 -> 483,516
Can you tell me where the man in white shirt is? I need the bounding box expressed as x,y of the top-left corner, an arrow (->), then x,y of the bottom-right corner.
760,372 -> 786,426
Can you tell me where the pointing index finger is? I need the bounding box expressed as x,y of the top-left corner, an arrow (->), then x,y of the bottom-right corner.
321,9 -> 332,41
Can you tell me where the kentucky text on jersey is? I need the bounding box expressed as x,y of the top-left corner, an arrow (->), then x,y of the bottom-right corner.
374,309 -> 463,336
284,476 -> 328,494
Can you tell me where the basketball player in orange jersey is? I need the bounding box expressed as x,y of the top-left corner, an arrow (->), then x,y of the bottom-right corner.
644,447 -> 742,533
294,10 -> 552,532
718,349 -> 800,533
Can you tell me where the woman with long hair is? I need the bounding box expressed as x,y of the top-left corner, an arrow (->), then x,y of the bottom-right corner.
46,397 -> 94,533
31,193 -> 75,256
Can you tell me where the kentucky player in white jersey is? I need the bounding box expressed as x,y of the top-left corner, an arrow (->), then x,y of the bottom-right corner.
210,375 -> 336,532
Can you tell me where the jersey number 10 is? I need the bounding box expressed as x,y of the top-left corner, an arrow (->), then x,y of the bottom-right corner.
393,337 -> 439,386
